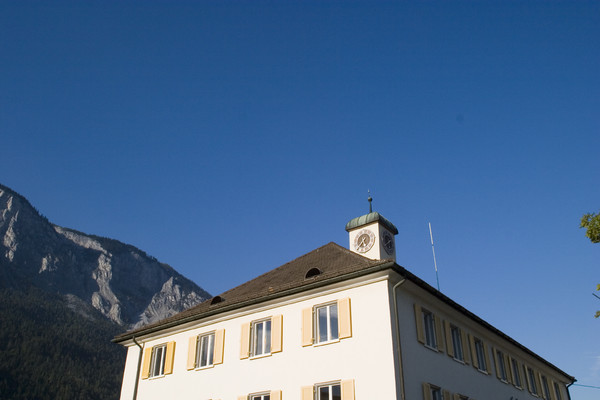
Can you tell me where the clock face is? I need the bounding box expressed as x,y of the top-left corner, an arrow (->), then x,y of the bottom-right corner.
381,230 -> 395,255
354,229 -> 375,253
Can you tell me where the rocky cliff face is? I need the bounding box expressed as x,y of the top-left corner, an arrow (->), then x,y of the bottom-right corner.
0,183 -> 210,328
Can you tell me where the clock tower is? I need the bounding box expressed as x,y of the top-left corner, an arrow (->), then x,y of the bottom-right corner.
345,197 -> 398,261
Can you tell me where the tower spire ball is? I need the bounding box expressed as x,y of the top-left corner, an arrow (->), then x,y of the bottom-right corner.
368,191 -> 373,213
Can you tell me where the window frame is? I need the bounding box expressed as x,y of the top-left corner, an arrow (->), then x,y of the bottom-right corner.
526,365 -> 539,395
510,357 -> 523,389
149,343 -> 167,378
450,324 -> 464,362
422,309 -> 437,349
553,381 -> 563,400
473,337 -> 487,373
541,375 -> 551,400
494,348 -> 508,382
195,331 -> 215,369
315,302 -> 340,344
250,393 -> 271,400
251,318 -> 272,357
315,381 -> 342,400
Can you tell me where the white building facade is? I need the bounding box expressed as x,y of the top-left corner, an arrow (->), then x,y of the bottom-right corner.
114,210 -> 574,400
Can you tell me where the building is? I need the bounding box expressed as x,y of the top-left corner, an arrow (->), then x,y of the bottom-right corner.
114,206 -> 575,400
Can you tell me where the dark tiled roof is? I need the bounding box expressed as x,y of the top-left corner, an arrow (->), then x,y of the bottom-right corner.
113,242 -> 391,343
112,241 -> 575,383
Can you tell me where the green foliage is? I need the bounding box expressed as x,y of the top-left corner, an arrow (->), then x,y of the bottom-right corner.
580,212 -> 600,243
596,284 -> 600,319
0,287 -> 126,400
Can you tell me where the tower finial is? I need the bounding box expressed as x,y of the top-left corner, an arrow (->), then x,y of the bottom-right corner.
367,190 -> 373,213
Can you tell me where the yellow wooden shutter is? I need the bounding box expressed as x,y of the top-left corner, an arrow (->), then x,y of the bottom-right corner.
444,321 -> 454,357
503,353 -> 512,383
422,383 -> 432,400
492,347 -> 500,379
141,348 -> 152,379
468,335 -> 478,369
434,314 -> 444,351
483,342 -> 491,374
442,389 -> 451,400
460,328 -> 470,364
240,322 -> 250,359
338,298 -> 352,339
187,336 -> 197,370
271,314 -> 283,353
453,394 -> 460,400
414,304 -> 425,344
301,307 -> 313,346
270,390 -> 282,400
341,379 -> 355,400
214,329 -> 225,365
164,341 -> 176,375
301,386 -> 313,400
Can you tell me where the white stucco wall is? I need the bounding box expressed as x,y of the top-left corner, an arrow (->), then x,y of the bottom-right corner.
394,280 -> 570,400
119,275 -> 398,400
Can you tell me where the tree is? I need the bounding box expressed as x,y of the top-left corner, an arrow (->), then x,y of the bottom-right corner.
595,284 -> 600,319
580,212 -> 600,317
580,212 -> 600,243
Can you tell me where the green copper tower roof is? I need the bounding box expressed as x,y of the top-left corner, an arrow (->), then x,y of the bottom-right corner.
345,212 -> 398,235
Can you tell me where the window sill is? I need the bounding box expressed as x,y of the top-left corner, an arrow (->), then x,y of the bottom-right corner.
424,344 -> 439,352
314,338 -> 340,347
249,353 -> 272,360
452,357 -> 466,365
194,364 -> 215,371
148,374 -> 165,380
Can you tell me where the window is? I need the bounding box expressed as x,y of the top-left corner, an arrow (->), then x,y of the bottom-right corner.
468,335 -> 490,374
526,366 -> 538,395
423,310 -> 437,348
422,383 -> 450,400
141,342 -> 176,379
150,344 -> 166,377
302,380 -> 354,400
511,358 -> 522,388
253,319 -> 271,356
317,303 -> 339,343
542,375 -> 551,400
240,391 -> 281,400
553,381 -> 562,400
414,304 -> 443,352
188,329 -> 224,370
494,348 -> 508,381
450,324 -> 464,361
240,315 -> 282,359
317,383 -> 341,400
302,298 -> 352,346
474,338 -> 487,372
197,332 -> 215,367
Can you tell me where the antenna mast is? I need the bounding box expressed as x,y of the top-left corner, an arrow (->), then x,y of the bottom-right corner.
429,222 -> 440,291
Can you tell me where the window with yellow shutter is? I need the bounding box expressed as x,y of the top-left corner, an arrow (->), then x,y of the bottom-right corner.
303,298 -> 352,346
241,315 -> 283,358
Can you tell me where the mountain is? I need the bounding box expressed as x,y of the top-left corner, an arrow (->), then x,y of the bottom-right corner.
0,183 -> 211,400
0,183 -> 210,328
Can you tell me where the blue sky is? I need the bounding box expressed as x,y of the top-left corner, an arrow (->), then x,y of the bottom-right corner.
1,1 -> 598,397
